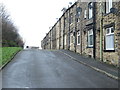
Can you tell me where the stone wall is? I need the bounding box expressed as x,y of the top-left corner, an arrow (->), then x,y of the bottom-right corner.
95,2 -> 119,65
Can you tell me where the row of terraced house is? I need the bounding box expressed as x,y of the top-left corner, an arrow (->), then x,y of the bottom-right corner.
41,0 -> 120,66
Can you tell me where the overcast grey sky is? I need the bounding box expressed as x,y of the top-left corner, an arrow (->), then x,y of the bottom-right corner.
2,0 -> 75,48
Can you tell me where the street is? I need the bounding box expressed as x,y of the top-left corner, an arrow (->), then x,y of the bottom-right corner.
1,49 -> 118,88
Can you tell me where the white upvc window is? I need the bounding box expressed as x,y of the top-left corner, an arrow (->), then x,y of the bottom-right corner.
106,0 -> 113,13
70,33 -> 73,44
77,31 -> 80,45
76,18 -> 80,22
105,27 -> 114,50
77,10 -> 81,17
84,9 -> 87,19
88,29 -> 93,47
61,37 -> 63,46
64,35 -> 67,45
88,2 -> 93,19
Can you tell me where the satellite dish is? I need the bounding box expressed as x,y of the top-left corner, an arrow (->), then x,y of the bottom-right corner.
69,2 -> 72,5
76,7 -> 82,12
61,8 -> 67,12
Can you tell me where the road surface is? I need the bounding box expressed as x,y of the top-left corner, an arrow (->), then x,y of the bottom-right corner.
1,49 -> 118,88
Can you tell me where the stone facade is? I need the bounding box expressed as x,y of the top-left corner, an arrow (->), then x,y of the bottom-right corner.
64,11 -> 69,50
52,25 -> 56,50
56,21 -> 60,50
95,2 -> 120,65
60,16 -> 64,49
41,1 -> 120,66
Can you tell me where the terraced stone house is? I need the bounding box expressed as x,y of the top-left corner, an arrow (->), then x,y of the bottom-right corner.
41,0 -> 120,66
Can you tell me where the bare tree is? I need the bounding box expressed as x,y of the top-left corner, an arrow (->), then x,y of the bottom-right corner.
0,4 -> 24,47
0,3 -> 2,47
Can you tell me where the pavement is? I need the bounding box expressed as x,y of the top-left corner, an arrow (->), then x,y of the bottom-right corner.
60,50 -> 119,80
0,49 -> 119,88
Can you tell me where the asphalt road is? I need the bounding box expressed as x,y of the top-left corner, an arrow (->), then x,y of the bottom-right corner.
1,49 -> 118,88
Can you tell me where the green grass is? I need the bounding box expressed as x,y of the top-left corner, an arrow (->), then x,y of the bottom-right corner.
0,47 -> 22,67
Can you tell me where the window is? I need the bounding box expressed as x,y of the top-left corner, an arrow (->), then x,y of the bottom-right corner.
77,10 -> 81,17
70,13 -> 73,24
84,9 -> 87,19
65,17 -> 67,26
70,33 -> 73,44
105,0 -> 112,13
76,7 -> 81,17
88,29 -> 93,47
61,36 -> 63,46
64,35 -> 67,45
77,31 -> 80,45
76,7 -> 81,22
105,27 -> 114,50
88,2 -> 93,19
76,18 -> 80,22
77,11 -> 81,16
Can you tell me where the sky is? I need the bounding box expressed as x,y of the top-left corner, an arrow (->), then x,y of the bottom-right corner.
1,0 -> 75,48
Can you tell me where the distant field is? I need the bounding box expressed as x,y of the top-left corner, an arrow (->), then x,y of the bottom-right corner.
0,47 -> 22,67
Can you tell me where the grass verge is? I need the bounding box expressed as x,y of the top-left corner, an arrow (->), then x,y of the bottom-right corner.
0,47 -> 22,67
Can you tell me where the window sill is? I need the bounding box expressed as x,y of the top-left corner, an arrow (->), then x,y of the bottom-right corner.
88,17 -> 93,20
85,18 -> 93,26
103,12 -> 112,16
70,43 -> 74,45
87,46 -> 93,48
104,50 -> 115,52
70,23 -> 73,26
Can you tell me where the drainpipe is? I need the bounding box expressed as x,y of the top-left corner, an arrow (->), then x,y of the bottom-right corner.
68,7 -> 70,50
59,19 -> 61,50
74,3 -> 77,52
63,15 -> 65,49
80,7 -> 82,55
93,2 -> 96,59
100,2 -> 103,61
49,33 -> 51,49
